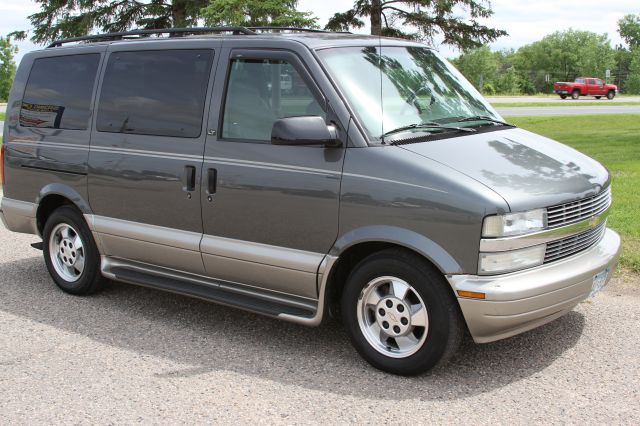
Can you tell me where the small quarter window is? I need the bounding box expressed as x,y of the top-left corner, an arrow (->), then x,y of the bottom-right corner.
97,50 -> 214,138
20,54 -> 100,130
222,58 -> 324,142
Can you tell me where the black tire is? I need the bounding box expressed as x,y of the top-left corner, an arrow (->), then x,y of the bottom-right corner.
595,96 -> 601,99
43,205 -> 106,295
560,94 -> 567,99
571,90 -> 580,100
341,248 -> 463,376
607,90 -> 615,100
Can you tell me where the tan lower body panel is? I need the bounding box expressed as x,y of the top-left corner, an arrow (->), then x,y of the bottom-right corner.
202,253 -> 318,299
98,233 -> 206,275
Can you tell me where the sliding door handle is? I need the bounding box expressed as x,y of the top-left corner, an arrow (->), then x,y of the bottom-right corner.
207,168 -> 217,195
183,165 -> 196,192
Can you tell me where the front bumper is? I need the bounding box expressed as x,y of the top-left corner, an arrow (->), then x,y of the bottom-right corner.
448,228 -> 621,343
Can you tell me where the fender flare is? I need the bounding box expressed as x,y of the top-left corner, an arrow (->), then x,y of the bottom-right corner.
36,183 -> 93,215
329,225 -> 462,275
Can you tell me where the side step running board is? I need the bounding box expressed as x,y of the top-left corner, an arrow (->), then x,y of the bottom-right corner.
106,262 -> 317,319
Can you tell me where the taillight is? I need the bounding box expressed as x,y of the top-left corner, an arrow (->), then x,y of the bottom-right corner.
1,144 -> 5,186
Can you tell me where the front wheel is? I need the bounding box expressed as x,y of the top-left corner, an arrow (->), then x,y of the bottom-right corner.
341,248 -> 463,375
43,206 -> 106,295
571,90 -> 580,100
607,91 -> 615,100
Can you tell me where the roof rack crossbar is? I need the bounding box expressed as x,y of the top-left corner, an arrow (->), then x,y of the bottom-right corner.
47,26 -> 257,48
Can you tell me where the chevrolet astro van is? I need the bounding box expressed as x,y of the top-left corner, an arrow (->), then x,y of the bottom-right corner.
0,27 -> 620,375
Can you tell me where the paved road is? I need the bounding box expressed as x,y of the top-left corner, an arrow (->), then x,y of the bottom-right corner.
497,105 -> 640,117
0,224 -> 638,424
487,95 -> 640,104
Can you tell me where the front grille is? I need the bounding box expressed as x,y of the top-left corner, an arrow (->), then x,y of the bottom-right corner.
546,187 -> 611,229
544,220 -> 607,263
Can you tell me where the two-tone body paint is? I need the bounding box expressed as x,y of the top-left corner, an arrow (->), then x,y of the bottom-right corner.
0,33 -> 619,342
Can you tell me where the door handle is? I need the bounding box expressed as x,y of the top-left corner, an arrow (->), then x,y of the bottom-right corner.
206,168 -> 217,195
183,165 -> 196,192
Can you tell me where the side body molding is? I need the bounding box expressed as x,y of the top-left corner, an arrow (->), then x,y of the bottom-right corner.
330,225 -> 462,275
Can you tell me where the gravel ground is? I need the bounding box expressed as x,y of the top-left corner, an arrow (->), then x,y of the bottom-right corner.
0,224 -> 638,424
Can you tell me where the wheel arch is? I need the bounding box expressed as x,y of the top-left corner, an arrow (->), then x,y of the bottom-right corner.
323,226 -> 462,319
36,184 -> 92,234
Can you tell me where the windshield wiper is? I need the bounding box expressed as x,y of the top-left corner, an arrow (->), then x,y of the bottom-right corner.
453,115 -> 512,126
382,121 -> 475,139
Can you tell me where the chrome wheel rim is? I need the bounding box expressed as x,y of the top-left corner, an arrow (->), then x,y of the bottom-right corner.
49,223 -> 85,282
357,276 -> 429,358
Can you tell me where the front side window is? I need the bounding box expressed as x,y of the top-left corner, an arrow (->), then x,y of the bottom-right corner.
221,58 -> 324,141
317,46 -> 501,139
20,54 -> 100,130
97,49 -> 214,138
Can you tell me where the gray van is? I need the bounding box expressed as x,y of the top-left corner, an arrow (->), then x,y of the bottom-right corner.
0,27 -> 620,375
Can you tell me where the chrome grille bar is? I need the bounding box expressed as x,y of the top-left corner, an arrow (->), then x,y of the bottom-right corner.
544,220 -> 607,263
546,187 -> 611,228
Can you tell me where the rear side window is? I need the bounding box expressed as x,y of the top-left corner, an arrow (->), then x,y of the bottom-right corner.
96,50 -> 213,138
20,54 -> 100,130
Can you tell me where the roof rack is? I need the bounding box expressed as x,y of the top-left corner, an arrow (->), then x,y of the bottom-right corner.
47,26 -> 257,48
247,27 -> 349,34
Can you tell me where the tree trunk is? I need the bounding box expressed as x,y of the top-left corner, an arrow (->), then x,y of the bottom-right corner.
171,0 -> 187,28
370,0 -> 382,36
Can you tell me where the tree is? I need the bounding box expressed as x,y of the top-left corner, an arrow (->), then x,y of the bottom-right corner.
451,45 -> 497,91
618,14 -> 640,49
12,0 -> 210,44
325,0 -> 506,50
0,36 -> 17,101
513,29 -> 615,92
13,0 -> 319,45
202,0 -> 317,28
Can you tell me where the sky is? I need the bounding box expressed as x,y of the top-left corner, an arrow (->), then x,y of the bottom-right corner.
0,0 -> 636,64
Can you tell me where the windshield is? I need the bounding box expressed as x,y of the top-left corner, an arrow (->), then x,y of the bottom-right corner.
317,46 -> 503,140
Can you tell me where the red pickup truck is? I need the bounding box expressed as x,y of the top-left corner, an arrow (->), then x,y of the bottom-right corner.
554,77 -> 617,100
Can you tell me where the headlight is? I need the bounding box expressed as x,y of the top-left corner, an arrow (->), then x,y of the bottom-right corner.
482,209 -> 546,238
479,244 -> 546,275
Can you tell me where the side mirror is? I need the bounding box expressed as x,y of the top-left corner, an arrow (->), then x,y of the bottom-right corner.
271,116 -> 340,147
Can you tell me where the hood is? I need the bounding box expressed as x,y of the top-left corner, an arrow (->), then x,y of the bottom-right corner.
399,128 -> 610,212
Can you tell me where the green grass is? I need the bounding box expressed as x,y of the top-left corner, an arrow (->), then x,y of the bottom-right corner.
0,112 -> 5,121
492,101 -> 640,108
508,114 -> 640,272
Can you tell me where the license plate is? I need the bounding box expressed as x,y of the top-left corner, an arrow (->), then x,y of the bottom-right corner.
590,268 -> 611,298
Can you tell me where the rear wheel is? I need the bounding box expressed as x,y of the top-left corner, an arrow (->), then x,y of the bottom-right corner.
43,206 -> 106,295
341,248 -> 463,375
595,96 -> 602,99
607,90 -> 615,100
560,94 -> 567,99
571,90 -> 580,100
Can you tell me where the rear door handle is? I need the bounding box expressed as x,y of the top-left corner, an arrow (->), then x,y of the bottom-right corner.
206,168 -> 217,195
183,165 -> 196,192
